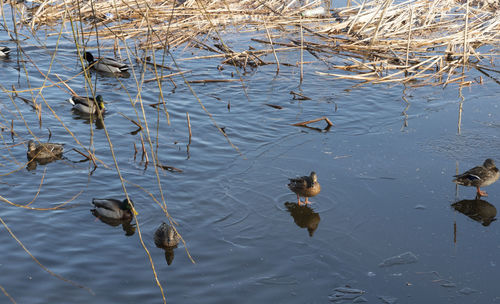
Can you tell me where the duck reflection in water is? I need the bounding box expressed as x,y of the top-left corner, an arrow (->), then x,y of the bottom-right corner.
90,198 -> 137,236
284,202 -> 321,237
452,198 -> 497,227
154,222 -> 181,265
71,112 -> 105,130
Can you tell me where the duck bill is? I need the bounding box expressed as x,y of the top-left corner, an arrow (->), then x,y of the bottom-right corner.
132,208 -> 139,216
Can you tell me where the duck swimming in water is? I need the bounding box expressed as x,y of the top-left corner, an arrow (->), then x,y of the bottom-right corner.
154,222 -> 180,248
453,159 -> 500,197
91,198 -> 137,220
84,51 -> 129,74
68,94 -> 105,115
27,140 -> 64,161
288,171 -> 321,205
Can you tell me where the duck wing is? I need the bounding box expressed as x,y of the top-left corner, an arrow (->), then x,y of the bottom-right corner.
100,57 -> 129,71
91,199 -> 124,218
37,143 -> 64,157
453,166 -> 488,185
68,95 -> 96,107
288,176 -> 309,190
154,222 -> 168,247
43,143 -> 64,153
92,198 -> 121,211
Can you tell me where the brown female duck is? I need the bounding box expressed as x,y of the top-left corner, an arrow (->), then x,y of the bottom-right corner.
27,140 -> 64,161
154,222 -> 180,248
288,171 -> 321,205
453,159 -> 500,197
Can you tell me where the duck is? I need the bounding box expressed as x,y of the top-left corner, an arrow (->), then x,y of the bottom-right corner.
453,159 -> 500,197
84,51 -> 129,74
91,198 -> 137,220
27,140 -> 64,161
68,94 -> 105,115
288,171 -> 321,205
0,46 -> 10,57
154,222 -> 180,248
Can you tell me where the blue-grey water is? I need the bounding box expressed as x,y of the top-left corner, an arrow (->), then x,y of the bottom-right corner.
1,6 -> 500,304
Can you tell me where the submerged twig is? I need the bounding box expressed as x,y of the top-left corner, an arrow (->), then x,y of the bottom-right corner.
292,117 -> 333,131
290,91 -> 311,100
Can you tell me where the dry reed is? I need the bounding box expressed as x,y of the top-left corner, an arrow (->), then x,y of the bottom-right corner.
9,0 -> 497,85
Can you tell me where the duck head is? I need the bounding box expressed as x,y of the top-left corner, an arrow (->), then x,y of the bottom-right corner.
310,171 -> 318,183
84,51 -> 95,63
484,159 -> 496,169
123,198 -> 138,215
95,95 -> 105,111
27,140 -> 36,152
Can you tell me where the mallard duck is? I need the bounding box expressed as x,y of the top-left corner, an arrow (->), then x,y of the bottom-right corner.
288,171 -> 321,205
27,140 -> 64,160
453,159 -> 500,197
0,46 -> 10,57
154,222 -> 180,248
84,51 -> 129,73
68,95 -> 105,115
91,198 -> 137,220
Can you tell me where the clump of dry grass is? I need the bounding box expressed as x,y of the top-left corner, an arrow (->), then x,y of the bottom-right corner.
4,0 -> 500,84
315,0 -> 500,85
13,0 -> 497,86
20,0 -> 327,49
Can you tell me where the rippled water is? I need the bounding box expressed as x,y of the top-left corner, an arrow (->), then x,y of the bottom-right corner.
1,5 -> 500,304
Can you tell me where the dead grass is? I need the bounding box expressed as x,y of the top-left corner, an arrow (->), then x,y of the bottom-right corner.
7,0 -> 496,85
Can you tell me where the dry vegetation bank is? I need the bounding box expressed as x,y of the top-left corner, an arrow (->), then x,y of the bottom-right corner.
7,0 -> 500,85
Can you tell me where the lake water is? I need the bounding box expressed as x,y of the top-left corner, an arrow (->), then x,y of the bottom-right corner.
1,3 -> 500,304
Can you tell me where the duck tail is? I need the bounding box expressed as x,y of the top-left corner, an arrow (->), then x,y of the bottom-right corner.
1,47 -> 11,55
67,97 -> 76,106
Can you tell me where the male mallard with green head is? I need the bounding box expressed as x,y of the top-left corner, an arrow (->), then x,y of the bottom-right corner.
91,198 -> 137,220
27,140 -> 64,161
68,95 -> 105,115
288,171 -> 321,205
84,51 -> 129,74
453,159 -> 500,197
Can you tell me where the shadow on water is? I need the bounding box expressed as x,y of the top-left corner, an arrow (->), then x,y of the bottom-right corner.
452,198 -> 497,227
284,202 -> 321,237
